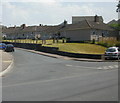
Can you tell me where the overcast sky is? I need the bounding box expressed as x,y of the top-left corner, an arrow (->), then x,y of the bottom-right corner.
1,0 -> 119,27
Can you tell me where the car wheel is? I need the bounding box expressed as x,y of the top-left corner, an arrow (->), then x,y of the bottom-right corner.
118,56 -> 120,60
105,58 -> 108,60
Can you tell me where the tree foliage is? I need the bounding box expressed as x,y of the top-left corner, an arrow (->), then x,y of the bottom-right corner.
109,23 -> 120,30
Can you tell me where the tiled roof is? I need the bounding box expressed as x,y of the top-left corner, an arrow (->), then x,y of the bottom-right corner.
2,20 -> 114,35
88,21 -> 114,31
2,25 -> 52,34
61,20 -> 114,31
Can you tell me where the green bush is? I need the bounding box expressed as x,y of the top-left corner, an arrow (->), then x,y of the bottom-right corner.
115,42 -> 120,47
91,39 -> 95,44
97,42 -> 109,47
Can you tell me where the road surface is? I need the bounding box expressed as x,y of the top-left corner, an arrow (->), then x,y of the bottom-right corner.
2,49 -> 118,101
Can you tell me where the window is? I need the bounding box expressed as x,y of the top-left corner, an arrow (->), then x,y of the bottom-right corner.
106,48 -> 116,52
93,31 -> 95,35
118,48 -> 120,51
102,33 -> 104,37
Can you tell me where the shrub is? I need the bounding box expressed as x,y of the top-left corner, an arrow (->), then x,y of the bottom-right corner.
97,42 -> 109,47
91,39 -> 95,44
115,42 -> 120,47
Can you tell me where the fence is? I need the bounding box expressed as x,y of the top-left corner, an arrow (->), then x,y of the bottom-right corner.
99,37 -> 117,42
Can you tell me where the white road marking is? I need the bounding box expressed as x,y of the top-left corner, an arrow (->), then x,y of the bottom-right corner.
66,64 -> 118,70
74,65 -> 94,69
103,66 -> 109,70
108,66 -> 114,69
114,65 -> 118,68
66,64 -> 73,67
97,67 -> 103,70
66,64 -> 95,69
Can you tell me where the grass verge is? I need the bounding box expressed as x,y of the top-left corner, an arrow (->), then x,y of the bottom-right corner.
43,43 -> 106,54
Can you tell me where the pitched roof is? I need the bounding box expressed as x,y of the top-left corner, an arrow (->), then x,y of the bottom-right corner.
88,21 -> 114,31
2,19 -> 114,35
107,19 -> 118,25
61,20 -> 114,31
2,25 -> 52,34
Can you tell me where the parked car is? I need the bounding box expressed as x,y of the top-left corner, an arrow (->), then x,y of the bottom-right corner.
0,43 -> 7,50
104,47 -> 120,60
5,44 -> 14,52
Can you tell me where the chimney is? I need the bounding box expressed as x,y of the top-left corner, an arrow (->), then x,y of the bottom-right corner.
94,15 -> 99,22
64,20 -> 67,26
21,24 -> 26,29
14,25 -> 16,28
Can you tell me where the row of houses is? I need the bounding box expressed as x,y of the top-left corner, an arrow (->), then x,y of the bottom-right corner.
2,15 -> 119,42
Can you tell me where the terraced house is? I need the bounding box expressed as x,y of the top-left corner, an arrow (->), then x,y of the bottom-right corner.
2,15 -> 117,42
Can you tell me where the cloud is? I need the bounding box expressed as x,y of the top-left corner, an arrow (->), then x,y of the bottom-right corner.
2,2 -> 30,26
2,1 -> 118,26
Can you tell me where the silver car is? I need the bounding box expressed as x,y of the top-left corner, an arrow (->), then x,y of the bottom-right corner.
104,47 -> 120,60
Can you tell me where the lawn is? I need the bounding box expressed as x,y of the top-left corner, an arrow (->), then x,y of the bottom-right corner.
43,43 -> 107,54
3,39 -> 107,54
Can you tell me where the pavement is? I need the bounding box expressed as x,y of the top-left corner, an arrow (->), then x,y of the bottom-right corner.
0,50 -> 13,76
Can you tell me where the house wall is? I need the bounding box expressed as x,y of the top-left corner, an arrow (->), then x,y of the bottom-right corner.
108,30 -> 119,38
72,16 -> 103,24
90,29 -> 113,41
61,29 -> 91,41
60,28 -> 115,42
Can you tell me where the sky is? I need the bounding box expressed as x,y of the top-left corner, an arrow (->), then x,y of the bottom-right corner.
1,0 -> 119,27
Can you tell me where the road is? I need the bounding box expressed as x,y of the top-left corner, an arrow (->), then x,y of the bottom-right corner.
2,49 -> 118,101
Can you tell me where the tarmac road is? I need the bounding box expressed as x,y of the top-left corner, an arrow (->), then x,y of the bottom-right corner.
2,49 -> 119,101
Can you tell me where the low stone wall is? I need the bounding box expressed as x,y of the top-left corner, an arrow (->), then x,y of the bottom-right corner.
56,51 -> 101,59
3,42 -> 102,59
3,42 -> 42,50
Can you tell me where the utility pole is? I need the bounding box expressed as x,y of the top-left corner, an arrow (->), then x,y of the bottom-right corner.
116,0 -> 120,22
116,0 -> 120,40
116,0 -> 120,12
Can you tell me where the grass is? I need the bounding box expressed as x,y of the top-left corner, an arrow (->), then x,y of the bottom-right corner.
3,39 -> 107,54
43,43 -> 107,54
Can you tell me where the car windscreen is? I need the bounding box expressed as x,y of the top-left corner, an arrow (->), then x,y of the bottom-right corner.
7,44 -> 14,47
106,48 -> 116,52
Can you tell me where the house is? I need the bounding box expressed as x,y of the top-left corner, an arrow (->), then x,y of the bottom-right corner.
107,19 -> 120,40
60,15 -> 115,42
2,24 -> 54,40
72,15 -> 103,24
2,15 -> 116,42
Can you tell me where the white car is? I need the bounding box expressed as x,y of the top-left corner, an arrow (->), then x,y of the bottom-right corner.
104,47 -> 120,60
